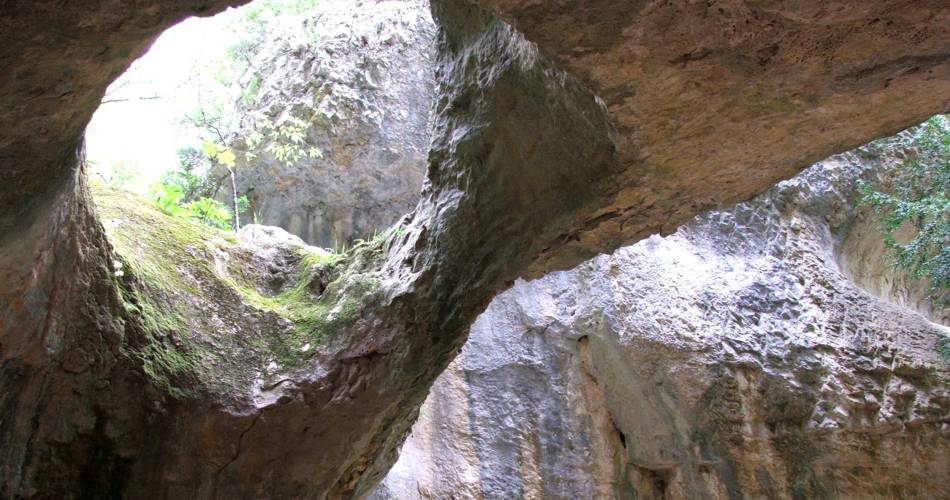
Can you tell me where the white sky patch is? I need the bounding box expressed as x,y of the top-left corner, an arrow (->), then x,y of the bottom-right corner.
84,8 -> 244,193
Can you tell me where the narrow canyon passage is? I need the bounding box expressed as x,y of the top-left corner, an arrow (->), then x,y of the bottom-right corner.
375,134 -> 950,499
1,0 -> 949,498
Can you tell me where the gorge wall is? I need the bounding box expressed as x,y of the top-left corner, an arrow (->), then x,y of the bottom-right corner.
2,0 -> 950,497
374,142 -> 950,499
220,0 -> 433,247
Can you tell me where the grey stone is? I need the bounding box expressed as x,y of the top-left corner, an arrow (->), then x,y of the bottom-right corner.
375,146 -> 950,499
219,0 -> 434,248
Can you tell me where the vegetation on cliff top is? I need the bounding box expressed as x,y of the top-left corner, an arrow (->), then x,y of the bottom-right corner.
88,0 -> 329,232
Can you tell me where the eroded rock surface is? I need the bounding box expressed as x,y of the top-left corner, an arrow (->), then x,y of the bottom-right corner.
2,0 -> 950,497
466,0 -> 950,275
220,0 -> 433,247
837,134 -> 950,325
374,145 -> 950,499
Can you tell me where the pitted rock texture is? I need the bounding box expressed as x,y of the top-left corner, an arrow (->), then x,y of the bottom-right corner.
374,147 -> 950,499
465,0 -> 950,276
220,0 -> 433,247
3,0 -> 950,497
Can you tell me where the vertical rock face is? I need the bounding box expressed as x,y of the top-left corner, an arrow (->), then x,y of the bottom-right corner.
841,211 -> 950,325
374,143 -> 950,499
225,0 -> 434,247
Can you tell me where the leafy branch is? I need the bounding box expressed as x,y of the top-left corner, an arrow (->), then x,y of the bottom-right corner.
860,115 -> 950,294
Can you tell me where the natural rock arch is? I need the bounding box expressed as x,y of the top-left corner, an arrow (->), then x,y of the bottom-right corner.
1,0 -> 949,497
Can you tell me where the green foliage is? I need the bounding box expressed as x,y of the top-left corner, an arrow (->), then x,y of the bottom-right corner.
859,115 -> 950,294
152,181 -> 233,230
202,141 -> 237,167
153,183 -> 189,217
242,73 -> 263,105
166,147 -> 215,200
245,115 -> 322,166
176,0 -> 326,210
147,0 -> 327,233
148,148 -> 234,229
237,195 -> 251,214
938,334 -> 950,360
187,197 -> 234,229
87,158 -> 139,189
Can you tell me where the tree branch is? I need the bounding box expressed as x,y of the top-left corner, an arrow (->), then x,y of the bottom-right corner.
100,95 -> 164,104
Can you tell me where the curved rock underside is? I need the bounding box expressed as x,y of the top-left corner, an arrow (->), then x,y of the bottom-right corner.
373,144 -> 950,499
466,0 -> 950,275
1,0 -> 950,498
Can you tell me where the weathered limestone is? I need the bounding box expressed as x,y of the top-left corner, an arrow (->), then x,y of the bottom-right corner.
375,145 -> 950,499
219,0 -> 434,247
2,0 -> 950,497
467,0 -> 950,275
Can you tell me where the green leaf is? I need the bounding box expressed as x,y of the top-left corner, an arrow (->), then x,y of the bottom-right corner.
216,148 -> 237,167
202,141 -> 220,159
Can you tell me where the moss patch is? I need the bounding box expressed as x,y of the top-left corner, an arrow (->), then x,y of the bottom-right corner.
224,231 -> 389,368
92,186 -> 388,399
95,187 -> 231,398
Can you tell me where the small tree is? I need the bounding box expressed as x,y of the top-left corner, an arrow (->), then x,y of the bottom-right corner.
178,0 -> 325,230
201,140 -> 243,229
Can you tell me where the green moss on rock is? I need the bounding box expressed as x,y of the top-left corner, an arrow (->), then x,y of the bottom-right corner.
92,186 -> 387,399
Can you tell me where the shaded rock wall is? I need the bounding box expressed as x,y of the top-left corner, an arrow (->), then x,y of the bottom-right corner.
374,144 -> 950,499
222,0 -> 433,247
2,0 -> 950,497
840,209 -> 950,325
835,132 -> 950,324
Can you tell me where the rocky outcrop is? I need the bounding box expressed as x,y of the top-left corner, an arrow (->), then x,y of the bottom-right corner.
840,209 -> 950,325
3,0 -> 950,497
375,144 -> 950,499
221,0 -> 433,247
464,0 -> 950,276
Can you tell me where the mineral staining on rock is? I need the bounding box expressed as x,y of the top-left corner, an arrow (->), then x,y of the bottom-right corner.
374,143 -> 950,499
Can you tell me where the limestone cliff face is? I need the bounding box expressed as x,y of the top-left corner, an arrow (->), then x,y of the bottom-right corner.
840,210 -> 950,325
222,0 -> 433,247
374,144 -> 950,499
